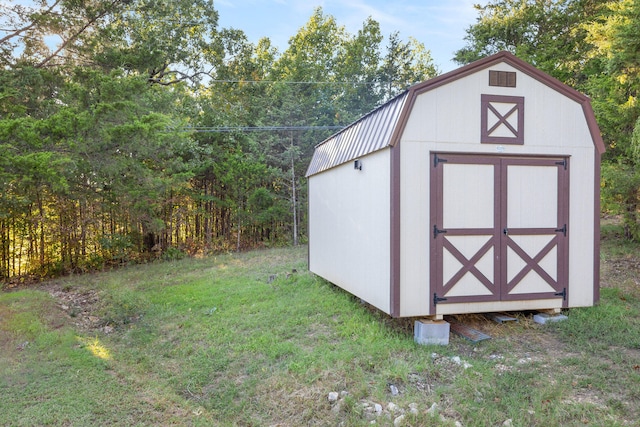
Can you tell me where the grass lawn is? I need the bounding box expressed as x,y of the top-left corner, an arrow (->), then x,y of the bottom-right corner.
1,226 -> 640,426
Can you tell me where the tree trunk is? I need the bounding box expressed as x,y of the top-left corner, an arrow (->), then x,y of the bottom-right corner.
236,216 -> 241,252
291,152 -> 298,246
37,194 -> 45,272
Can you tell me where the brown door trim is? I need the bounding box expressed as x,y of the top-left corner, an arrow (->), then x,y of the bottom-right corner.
430,153 -> 569,309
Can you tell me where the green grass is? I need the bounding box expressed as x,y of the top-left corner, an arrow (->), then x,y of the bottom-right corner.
1,239 -> 640,426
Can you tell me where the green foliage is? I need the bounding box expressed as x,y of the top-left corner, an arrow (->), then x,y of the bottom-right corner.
161,246 -> 187,261
0,2 -> 444,280
454,0 -> 608,86
99,234 -> 134,263
601,162 -> 640,239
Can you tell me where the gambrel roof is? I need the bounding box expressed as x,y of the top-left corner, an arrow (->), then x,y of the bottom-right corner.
306,51 -> 605,178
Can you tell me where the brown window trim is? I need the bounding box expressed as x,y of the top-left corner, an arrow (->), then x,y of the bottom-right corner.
481,94 -> 525,145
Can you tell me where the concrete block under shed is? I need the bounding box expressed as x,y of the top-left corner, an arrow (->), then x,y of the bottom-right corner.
533,313 -> 568,324
414,319 -> 450,345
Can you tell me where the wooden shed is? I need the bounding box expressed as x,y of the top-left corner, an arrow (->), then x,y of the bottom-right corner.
306,51 -> 605,319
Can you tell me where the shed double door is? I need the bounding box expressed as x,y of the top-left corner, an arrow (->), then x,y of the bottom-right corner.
430,153 -> 569,308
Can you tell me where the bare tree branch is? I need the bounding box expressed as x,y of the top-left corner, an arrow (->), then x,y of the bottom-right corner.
0,0 -> 62,45
147,69 -> 214,86
35,0 -> 123,68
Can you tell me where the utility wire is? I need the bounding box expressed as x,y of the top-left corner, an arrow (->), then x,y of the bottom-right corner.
207,79 -> 378,85
185,126 -> 345,132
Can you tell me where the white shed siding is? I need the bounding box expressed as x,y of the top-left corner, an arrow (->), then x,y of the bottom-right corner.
307,52 -> 602,318
568,147 -> 597,307
398,140 -> 431,316
398,61 -> 598,316
308,148 -> 392,313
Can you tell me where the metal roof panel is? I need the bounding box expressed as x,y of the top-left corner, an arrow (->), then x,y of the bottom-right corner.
305,91 -> 409,177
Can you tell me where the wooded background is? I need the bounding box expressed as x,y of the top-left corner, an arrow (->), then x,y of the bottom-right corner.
1,0 -> 639,281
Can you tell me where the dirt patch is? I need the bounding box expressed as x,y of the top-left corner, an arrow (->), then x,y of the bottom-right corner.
45,284 -> 111,333
601,257 -> 640,290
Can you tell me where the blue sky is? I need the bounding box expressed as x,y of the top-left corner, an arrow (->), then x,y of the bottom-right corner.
215,0 -> 480,72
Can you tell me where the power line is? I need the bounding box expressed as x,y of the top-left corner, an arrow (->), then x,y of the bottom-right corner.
208,79 -> 378,85
184,125 -> 345,133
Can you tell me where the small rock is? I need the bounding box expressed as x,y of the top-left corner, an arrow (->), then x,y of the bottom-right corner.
374,403 -> 383,415
328,392 -> 339,402
340,390 -> 349,398
61,304 -> 69,311
426,402 -> 438,415
393,414 -> 405,426
387,402 -> 400,413
450,356 -> 472,369
364,410 -> 376,421
455,421 -> 464,427
389,384 -> 399,396
103,325 -> 114,334
409,403 -> 419,415
503,419 -> 513,427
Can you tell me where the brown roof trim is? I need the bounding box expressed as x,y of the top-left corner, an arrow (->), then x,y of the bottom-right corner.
594,147 -> 602,304
390,51 -> 606,154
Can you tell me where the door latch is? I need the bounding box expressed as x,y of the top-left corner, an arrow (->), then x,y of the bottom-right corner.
433,225 -> 448,239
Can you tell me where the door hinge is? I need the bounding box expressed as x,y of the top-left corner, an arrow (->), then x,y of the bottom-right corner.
433,293 -> 448,305
555,158 -> 567,170
555,287 -> 567,300
555,224 -> 567,236
433,154 -> 448,168
433,225 -> 448,239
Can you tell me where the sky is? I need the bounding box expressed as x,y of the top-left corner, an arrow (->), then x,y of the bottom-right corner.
214,0 -> 480,73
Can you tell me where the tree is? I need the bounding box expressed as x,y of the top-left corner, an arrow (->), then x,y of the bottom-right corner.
0,0 -> 131,68
0,3 -> 446,280
86,0 -> 222,85
586,0 -> 640,239
380,33 -> 438,99
453,0 -> 608,86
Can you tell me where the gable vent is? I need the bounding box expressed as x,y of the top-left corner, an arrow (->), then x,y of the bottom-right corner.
489,70 -> 516,87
